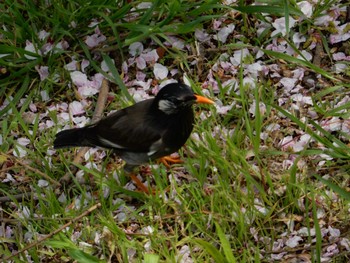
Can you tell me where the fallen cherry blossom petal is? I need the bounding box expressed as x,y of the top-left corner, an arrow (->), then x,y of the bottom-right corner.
129,42 -> 144,56
153,63 -> 168,80
214,24 -> 235,43
286,235 -> 303,248
35,66 -> 49,81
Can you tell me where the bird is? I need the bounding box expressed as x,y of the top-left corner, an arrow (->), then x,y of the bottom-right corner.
54,82 -> 214,192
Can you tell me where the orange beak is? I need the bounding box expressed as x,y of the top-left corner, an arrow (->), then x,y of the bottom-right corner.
195,95 -> 215,104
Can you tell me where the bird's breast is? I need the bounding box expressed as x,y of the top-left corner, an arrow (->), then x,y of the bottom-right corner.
162,110 -> 195,151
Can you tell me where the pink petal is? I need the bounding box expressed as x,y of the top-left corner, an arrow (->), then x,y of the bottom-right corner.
70,71 -> 88,87
81,59 -> 90,72
29,103 -> 37,112
286,236 -> 303,248
35,66 -> 49,81
129,42 -> 144,56
153,63 -> 168,80
140,49 -> 159,62
24,40 -> 41,59
40,90 -> 50,101
38,30 -> 50,40
65,60 -> 77,71
136,56 -> 146,70
280,77 -> 297,92
195,29 -> 211,42
214,24 -> 235,43
271,17 -> 297,36
297,1 -> 313,18
136,71 -> 146,81
69,101 -> 85,116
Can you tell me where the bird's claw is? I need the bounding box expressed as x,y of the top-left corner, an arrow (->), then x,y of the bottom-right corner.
159,155 -> 183,168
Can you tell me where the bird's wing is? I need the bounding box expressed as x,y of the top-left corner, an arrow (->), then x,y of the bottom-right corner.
94,99 -> 163,152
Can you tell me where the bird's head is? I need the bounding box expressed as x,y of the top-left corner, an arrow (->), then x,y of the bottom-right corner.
155,83 -> 214,115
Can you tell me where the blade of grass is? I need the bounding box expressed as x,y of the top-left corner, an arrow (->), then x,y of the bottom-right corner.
312,193 -> 322,263
193,239 -> 228,263
313,174 -> 350,201
0,74 -> 30,118
215,222 -> 236,263
101,54 -> 134,102
262,49 -> 337,81
68,249 -> 102,263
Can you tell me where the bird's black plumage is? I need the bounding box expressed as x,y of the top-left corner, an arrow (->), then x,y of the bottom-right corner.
54,83 -> 213,172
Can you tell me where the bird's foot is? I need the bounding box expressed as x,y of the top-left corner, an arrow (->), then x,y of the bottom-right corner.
129,173 -> 150,194
159,155 -> 183,168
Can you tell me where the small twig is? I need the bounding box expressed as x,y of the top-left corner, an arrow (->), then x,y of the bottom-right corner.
59,79 -> 110,184
3,203 -> 101,261
0,192 -> 38,203
312,42 -> 323,68
91,78 -> 110,123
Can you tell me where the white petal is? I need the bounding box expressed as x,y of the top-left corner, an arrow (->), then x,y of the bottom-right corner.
69,101 -> 85,116
129,42 -> 144,56
153,63 -> 168,80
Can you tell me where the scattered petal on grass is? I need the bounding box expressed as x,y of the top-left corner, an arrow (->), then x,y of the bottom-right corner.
65,60 -> 78,71
40,90 -> 50,101
25,40 -> 41,59
195,28 -> 211,42
14,138 -> 30,158
136,56 -> 146,70
230,49 -> 250,66
101,59 -> 114,72
297,1 -> 313,18
333,52 -> 350,61
129,42 -> 144,56
176,245 -> 193,263
85,27 -> 106,48
127,248 -> 137,262
38,30 -> 50,40
286,236 -> 303,248
330,23 -> 350,44
141,226 -> 154,235
291,94 -> 313,105
214,24 -> 235,43
35,65 -> 49,80
340,238 -> 350,251
249,101 -> 266,117
215,104 -> 233,115
328,226 -> 340,237
321,117 -> 342,132
280,77 -> 298,92
70,71 -> 103,98
166,36 -> 185,49
140,49 -> 159,62
58,193 -> 67,203
271,17 -> 297,36
19,205 -> 31,219
69,101 -> 85,116
144,240 -> 152,252
38,179 -> 49,188
153,63 -> 168,80
81,59 -> 90,72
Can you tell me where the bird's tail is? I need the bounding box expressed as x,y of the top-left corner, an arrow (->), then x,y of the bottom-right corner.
53,126 -> 97,149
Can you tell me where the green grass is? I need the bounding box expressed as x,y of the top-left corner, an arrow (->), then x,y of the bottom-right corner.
1,0 -> 350,262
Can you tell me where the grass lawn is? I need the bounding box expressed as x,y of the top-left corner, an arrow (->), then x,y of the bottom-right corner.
1,0 -> 350,262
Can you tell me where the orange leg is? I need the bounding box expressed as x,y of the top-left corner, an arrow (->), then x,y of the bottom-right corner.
130,174 -> 149,194
159,155 -> 183,168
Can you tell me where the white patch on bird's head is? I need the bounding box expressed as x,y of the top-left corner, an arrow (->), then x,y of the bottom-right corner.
158,99 -> 177,114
